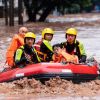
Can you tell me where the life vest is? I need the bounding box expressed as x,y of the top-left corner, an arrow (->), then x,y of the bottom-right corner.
60,51 -> 79,63
15,45 -> 40,66
60,40 -> 85,59
34,39 -> 47,61
6,34 -> 24,67
35,39 -> 53,62
52,54 -> 65,63
40,40 -> 53,62
42,40 -> 53,52
52,51 -> 78,63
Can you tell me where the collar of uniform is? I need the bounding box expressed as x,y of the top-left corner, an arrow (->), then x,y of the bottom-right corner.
43,39 -> 53,51
43,39 -> 50,42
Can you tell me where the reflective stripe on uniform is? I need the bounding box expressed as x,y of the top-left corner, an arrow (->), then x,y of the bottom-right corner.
43,40 -> 53,52
33,48 -> 41,62
15,45 -> 40,62
60,40 -> 86,57
15,49 -> 23,61
78,42 -> 86,56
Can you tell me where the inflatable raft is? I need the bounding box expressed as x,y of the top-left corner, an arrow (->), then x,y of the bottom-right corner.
0,60 -> 99,83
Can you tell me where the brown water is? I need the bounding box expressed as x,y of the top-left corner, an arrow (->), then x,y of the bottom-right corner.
0,13 -> 100,99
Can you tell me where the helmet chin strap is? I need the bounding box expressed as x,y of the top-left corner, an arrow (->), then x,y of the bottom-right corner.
24,38 -> 35,44
68,41 -> 74,44
66,35 -> 76,44
67,38 -> 76,44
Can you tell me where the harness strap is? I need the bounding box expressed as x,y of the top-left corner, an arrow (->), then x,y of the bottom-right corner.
18,46 -> 34,64
23,51 -> 34,64
36,51 -> 47,61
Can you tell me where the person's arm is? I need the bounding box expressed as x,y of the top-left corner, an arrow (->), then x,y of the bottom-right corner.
78,42 -> 87,63
40,43 -> 46,53
15,49 -> 27,65
6,35 -> 18,58
79,55 -> 87,63
54,47 -> 79,63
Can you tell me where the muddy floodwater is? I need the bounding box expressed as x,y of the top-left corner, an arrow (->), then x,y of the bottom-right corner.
0,13 -> 100,99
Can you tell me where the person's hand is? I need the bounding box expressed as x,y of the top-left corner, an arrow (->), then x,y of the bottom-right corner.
61,48 -> 66,52
24,53 -> 32,61
56,47 -> 63,54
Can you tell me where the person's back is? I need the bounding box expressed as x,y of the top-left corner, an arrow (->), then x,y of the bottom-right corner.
6,27 -> 28,67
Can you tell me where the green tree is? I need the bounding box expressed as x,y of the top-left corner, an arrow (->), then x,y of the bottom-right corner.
23,0 -> 93,22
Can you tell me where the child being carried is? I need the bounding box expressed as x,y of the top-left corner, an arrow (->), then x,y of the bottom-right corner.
52,44 -> 79,64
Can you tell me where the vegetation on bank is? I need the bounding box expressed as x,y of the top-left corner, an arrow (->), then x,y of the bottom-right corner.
23,0 -> 100,22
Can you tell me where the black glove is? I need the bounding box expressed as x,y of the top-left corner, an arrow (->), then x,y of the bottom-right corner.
79,55 -> 87,63
15,57 -> 27,66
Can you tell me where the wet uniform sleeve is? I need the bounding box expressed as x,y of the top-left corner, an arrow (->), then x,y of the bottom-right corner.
78,42 -> 87,63
15,49 -> 27,66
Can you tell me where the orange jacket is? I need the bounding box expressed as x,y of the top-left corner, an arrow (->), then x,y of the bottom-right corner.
52,54 -> 65,63
52,51 -> 79,64
6,34 -> 24,67
60,51 -> 79,63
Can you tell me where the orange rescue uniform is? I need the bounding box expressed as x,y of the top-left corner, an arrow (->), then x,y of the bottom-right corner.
6,34 -> 24,67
